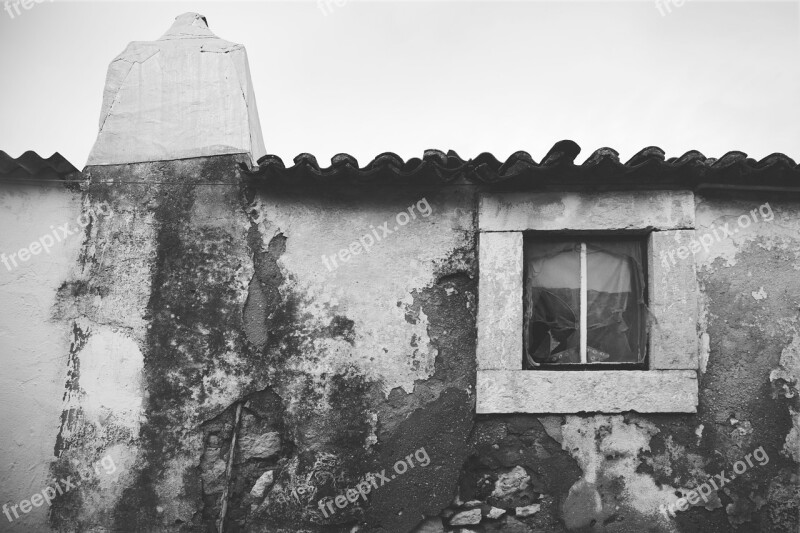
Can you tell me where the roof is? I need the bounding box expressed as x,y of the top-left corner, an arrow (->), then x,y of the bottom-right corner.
0,151 -> 80,182
3,142 -> 798,192
244,140 -> 800,191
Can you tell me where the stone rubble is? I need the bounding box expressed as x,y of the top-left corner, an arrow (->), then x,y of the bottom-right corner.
249,470 -> 274,498
516,503 -> 541,517
449,508 -> 482,526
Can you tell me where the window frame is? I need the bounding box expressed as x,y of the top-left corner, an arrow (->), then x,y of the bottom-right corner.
476,190 -> 699,414
523,233 -> 649,368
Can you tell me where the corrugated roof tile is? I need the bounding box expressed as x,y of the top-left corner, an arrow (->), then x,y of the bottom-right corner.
244,140 -> 800,190
0,151 -> 80,182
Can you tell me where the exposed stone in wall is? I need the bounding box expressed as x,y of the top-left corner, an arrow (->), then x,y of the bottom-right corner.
199,388 -> 288,528
440,416 -> 581,532
440,415 -> 679,532
236,186 -> 479,532
433,409 -> 795,532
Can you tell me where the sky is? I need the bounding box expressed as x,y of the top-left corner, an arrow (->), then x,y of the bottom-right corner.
0,0 -> 798,168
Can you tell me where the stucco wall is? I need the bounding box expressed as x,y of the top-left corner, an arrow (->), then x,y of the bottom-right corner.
0,182 -> 83,532
25,157 -> 480,532
1,163 -> 798,532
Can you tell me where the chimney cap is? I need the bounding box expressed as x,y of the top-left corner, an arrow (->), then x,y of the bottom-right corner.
159,12 -> 215,40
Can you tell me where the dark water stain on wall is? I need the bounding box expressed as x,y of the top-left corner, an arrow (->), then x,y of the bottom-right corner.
691,237 -> 799,532
234,186 -> 483,532
363,257 -> 478,532
52,321 -> 90,456
99,156 -> 260,531
47,174 -> 799,533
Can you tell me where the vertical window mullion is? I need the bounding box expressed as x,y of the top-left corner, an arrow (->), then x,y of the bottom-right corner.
580,242 -> 587,364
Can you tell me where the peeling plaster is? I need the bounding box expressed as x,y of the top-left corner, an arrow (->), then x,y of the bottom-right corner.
753,287 -> 768,300
247,191 -> 473,395
72,327 -> 144,434
695,198 -> 800,271
771,334 -> 800,463
560,415 -> 679,525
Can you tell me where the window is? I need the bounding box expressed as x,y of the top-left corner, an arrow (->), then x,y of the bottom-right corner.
524,236 -> 648,368
476,191 -> 699,414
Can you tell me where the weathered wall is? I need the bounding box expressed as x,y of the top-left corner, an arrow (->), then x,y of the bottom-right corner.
42,158 -> 480,532
47,156 -> 255,531
0,182 -> 83,532
449,193 -> 800,533
2,164 -> 798,532
691,194 -> 800,531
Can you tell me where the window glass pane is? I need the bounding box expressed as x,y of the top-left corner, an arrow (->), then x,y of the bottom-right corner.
524,241 -> 581,366
524,238 -> 647,367
585,241 -> 646,363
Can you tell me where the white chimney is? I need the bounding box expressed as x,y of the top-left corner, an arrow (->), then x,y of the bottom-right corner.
87,13 -> 266,166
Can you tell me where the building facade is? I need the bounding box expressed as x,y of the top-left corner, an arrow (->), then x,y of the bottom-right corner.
0,13 -> 798,533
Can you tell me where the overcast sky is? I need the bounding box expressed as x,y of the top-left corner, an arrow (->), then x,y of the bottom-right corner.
0,1 -> 798,168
